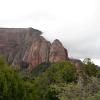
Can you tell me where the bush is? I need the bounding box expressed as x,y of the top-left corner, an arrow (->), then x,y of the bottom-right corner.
32,61 -> 77,100
0,57 -> 34,100
82,63 -> 97,77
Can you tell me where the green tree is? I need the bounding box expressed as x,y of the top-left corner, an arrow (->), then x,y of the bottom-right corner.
82,58 -> 97,77
0,57 -> 34,100
32,61 -> 77,100
83,58 -> 92,64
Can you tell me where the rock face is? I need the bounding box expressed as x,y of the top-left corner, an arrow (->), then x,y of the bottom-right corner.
49,39 -> 68,62
0,27 -> 68,68
23,36 -> 51,68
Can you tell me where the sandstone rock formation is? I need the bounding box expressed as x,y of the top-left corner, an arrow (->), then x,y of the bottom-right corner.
0,27 -> 68,69
49,39 -> 68,62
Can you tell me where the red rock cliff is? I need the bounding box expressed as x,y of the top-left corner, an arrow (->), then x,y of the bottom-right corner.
0,28 -> 68,68
49,39 -> 68,62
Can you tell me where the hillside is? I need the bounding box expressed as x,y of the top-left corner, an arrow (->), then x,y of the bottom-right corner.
0,27 -> 100,100
0,57 -> 100,100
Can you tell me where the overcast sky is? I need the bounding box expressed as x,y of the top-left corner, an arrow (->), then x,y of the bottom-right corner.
0,0 -> 100,65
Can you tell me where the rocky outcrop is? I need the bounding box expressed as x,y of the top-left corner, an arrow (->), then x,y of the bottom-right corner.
49,39 -> 68,62
23,36 -> 51,68
0,27 -> 68,69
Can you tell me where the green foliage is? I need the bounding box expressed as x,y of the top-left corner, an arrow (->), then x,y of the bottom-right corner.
0,57 -> 99,100
0,56 -> 7,68
32,60 -> 100,100
83,58 -> 92,64
97,69 -> 100,78
0,57 -> 34,100
32,62 -> 51,78
48,77 -> 100,100
32,61 -> 77,100
86,91 -> 100,100
82,58 -> 97,77
92,91 -> 100,100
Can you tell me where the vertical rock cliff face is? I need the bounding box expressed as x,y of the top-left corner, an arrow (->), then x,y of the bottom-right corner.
49,39 -> 68,62
0,28 -> 68,68
23,36 -> 51,68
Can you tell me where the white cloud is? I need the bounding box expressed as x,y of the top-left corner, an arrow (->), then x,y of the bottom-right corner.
93,59 -> 100,66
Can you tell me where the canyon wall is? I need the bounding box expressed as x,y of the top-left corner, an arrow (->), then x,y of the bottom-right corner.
0,27 -> 68,68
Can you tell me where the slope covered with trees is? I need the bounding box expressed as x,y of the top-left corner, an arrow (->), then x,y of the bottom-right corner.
0,57 -> 100,100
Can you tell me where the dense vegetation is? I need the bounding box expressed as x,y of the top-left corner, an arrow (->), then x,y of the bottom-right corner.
0,57 -> 100,100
